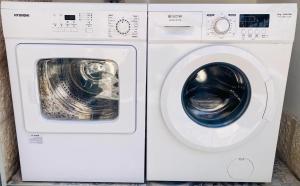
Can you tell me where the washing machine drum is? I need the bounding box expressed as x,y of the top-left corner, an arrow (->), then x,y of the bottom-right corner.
182,63 -> 251,128
160,46 -> 272,151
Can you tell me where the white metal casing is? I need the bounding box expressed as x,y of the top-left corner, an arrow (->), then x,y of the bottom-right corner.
2,1 -> 147,182
147,3 -> 297,182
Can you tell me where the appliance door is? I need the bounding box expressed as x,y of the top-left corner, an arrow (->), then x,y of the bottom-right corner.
16,44 -> 136,134
161,46 -> 273,151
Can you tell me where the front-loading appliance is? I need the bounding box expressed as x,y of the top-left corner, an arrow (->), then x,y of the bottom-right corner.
147,3 -> 297,182
1,1 -> 147,182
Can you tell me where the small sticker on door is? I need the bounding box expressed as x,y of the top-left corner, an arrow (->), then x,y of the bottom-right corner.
29,134 -> 43,144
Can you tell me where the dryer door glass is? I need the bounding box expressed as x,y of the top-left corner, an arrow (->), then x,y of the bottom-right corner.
181,62 -> 251,128
37,58 -> 119,120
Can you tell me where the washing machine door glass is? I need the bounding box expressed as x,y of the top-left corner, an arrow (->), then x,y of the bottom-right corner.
182,62 -> 251,128
38,58 -> 119,120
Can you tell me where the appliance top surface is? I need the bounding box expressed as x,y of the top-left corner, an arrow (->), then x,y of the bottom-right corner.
148,0 -> 297,4
52,0 -> 146,3
148,2 -> 297,11
149,0 -> 258,3
1,1 -> 147,11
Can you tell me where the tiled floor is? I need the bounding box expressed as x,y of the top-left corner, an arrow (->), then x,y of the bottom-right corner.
6,159 -> 300,186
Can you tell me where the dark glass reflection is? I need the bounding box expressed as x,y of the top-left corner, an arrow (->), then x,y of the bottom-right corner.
182,62 -> 251,128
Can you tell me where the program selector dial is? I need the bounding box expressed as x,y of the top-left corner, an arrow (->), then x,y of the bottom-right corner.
214,17 -> 231,34
116,19 -> 131,35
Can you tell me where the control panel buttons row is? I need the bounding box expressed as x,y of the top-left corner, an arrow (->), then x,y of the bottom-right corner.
53,28 -> 78,32
241,28 -> 268,39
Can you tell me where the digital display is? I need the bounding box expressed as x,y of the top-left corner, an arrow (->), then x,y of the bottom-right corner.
240,14 -> 270,28
64,15 -> 76,20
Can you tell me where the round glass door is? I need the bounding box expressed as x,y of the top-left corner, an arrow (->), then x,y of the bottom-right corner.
182,62 -> 251,128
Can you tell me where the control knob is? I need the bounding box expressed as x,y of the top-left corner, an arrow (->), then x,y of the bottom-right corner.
214,17 -> 231,35
116,19 -> 130,35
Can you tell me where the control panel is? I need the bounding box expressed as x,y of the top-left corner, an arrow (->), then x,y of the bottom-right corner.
205,13 -> 271,40
49,11 -> 143,39
148,5 -> 296,42
52,12 -> 93,33
239,14 -> 269,40
202,11 -> 296,41
1,2 -> 147,40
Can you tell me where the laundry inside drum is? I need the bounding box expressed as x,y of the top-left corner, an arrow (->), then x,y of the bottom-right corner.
37,58 -> 119,120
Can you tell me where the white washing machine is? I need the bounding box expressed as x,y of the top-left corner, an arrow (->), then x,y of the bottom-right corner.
147,3 -> 297,182
1,1 -> 147,183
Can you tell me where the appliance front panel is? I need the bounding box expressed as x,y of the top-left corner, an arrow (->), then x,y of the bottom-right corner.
16,44 -> 136,133
146,43 -> 293,182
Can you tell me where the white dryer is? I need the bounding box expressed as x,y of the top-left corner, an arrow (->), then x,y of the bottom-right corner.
1,1 -> 147,183
147,3 -> 297,182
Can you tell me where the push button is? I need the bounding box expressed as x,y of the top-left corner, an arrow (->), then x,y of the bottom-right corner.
71,28 -> 78,32
248,29 -> 253,37
255,29 -> 260,38
85,28 -> 93,33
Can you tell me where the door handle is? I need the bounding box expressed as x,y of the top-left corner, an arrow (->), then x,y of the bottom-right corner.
163,25 -> 193,28
160,25 -> 194,33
